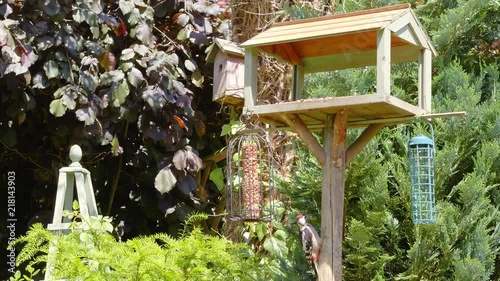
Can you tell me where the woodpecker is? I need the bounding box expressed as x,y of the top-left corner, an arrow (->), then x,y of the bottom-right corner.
296,214 -> 321,276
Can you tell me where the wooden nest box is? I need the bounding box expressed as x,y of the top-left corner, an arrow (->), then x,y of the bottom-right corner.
240,4 -> 438,129
207,38 -> 245,106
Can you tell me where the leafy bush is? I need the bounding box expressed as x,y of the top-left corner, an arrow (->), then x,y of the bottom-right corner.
11,213 -> 272,281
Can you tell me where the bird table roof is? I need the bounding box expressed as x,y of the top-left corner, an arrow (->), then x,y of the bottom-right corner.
241,4 -> 436,72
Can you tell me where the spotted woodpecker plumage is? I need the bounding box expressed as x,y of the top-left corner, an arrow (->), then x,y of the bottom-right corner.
296,214 -> 321,276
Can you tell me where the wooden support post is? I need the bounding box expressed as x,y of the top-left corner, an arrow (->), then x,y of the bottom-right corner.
282,114 -> 325,166
318,114 -> 334,281
292,65 -> 304,101
318,110 -> 348,281
346,123 -> 384,165
244,47 -> 258,108
419,48 -> 432,112
376,28 -> 391,97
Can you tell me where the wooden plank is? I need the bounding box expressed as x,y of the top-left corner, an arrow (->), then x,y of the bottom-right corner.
244,47 -> 258,107
282,43 -> 303,66
299,111 -> 326,123
386,95 -> 426,115
346,123 -> 384,164
272,3 -> 410,28
301,44 -> 420,73
293,32 -> 378,58
347,111 -> 467,127
281,114 -> 326,166
245,22 -> 390,48
419,49 -> 432,112
318,114 -> 334,281
376,28 -> 391,97
240,111 -> 467,133
250,13 -> 396,40
248,95 -> 386,116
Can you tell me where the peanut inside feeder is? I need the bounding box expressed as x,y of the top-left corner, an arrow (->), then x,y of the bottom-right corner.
241,141 -> 261,220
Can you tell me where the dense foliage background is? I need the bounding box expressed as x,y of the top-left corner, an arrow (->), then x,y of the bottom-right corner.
1,0 -> 498,280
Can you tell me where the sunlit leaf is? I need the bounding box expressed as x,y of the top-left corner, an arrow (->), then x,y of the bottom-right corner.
135,22 -> 153,45
43,60 -> 59,79
81,71 -> 98,92
100,70 -> 125,85
32,73 -> 48,89
91,1 -> 103,13
73,9 -> 84,23
255,223 -> 267,241
191,70 -> 204,87
112,80 -> 130,106
119,0 -> 135,15
53,85 -> 70,98
121,48 -> 135,61
111,135 -> 123,156
133,44 -> 149,56
0,25 -> 9,46
142,86 -> 166,111
184,59 -> 197,72
49,99 -> 66,117
173,13 -> 190,26
209,168 -> 225,191
263,236 -> 288,258
61,90 -> 78,110
64,35 -> 78,56
75,107 -> 96,125
0,4 -> 13,18
177,29 -> 189,41
127,67 -> 144,88
173,146 -> 203,173
36,36 -> 55,51
155,166 -> 177,194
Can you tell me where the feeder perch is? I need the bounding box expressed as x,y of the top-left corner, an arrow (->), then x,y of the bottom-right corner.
206,38 -> 245,105
408,125 -> 436,224
226,133 -> 275,222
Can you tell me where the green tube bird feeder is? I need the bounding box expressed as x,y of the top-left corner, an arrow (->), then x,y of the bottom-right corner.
408,123 -> 436,224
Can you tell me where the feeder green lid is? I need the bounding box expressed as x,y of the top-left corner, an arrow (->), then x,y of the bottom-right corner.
409,134 -> 433,146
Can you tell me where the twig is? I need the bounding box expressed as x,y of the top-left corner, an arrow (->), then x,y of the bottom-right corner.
106,121 -> 129,216
0,141 -> 56,178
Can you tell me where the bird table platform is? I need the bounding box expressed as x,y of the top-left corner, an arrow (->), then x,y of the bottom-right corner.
239,4 -> 465,281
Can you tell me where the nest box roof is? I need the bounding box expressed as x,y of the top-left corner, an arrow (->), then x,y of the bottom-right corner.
241,4 -> 436,73
206,38 -> 244,63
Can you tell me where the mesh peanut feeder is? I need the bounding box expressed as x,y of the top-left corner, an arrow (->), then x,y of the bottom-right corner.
226,131 -> 275,222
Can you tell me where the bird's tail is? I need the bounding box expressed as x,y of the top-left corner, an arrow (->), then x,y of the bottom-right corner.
312,260 -> 319,279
